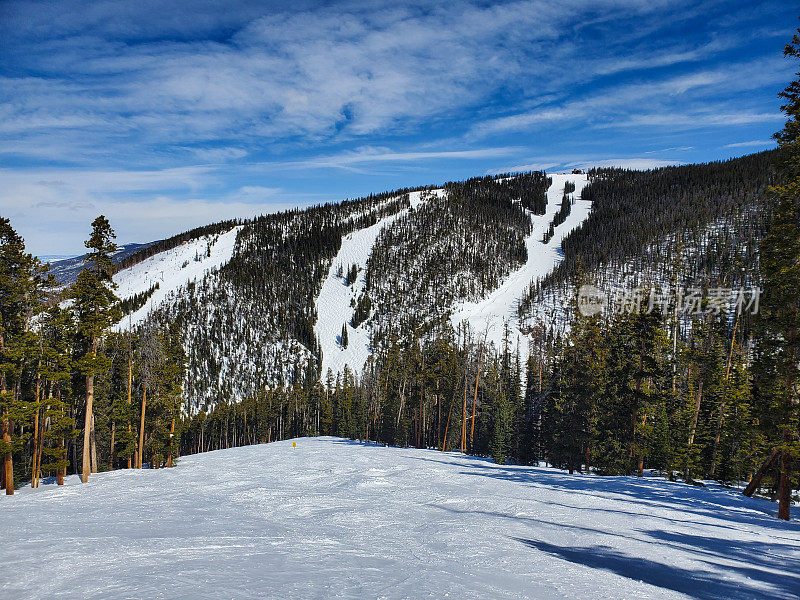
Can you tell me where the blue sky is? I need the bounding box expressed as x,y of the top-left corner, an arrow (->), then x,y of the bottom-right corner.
0,0 -> 796,256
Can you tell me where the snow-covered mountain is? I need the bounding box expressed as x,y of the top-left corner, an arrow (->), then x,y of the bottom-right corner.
113,226 -> 241,330
314,189 -> 437,377
449,173 -> 589,360
109,172 -> 581,406
103,153 -> 772,411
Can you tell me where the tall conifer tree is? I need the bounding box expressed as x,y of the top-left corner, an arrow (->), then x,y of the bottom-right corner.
74,216 -> 119,483
753,27 -> 800,519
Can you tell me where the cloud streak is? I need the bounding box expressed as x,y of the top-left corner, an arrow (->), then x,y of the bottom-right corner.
723,139 -> 777,148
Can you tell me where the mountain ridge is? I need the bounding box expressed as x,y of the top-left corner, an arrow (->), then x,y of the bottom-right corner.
102,154 -> 772,411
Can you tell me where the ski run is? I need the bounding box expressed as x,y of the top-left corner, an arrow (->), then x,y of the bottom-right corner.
112,225 -> 242,330
311,174 -> 591,378
314,190 -> 435,377
450,173 -> 590,356
4,438 -> 798,599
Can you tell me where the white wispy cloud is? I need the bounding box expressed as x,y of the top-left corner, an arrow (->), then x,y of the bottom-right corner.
258,146 -> 522,172
0,165 -> 305,254
723,139 -> 777,148
0,0 -> 792,253
471,56 -> 790,138
0,0 -> 688,165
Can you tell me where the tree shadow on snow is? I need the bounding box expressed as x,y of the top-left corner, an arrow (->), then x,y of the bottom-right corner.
430,503 -> 800,599
451,461 -> 800,531
642,529 -> 800,595
514,537 -> 798,600
329,443 -> 800,598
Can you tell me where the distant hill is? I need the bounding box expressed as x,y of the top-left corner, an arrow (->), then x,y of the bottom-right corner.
46,241 -> 159,286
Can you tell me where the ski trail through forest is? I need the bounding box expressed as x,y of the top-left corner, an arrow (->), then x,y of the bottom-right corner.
450,173 -> 590,353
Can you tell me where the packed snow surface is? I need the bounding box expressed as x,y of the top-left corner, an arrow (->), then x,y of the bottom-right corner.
315,191 -> 437,376
450,173 -> 590,355
4,438 -> 798,599
113,226 -> 241,329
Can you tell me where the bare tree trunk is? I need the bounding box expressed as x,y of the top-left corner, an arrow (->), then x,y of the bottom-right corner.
441,394 -> 454,452
82,372 -> 95,483
460,375 -> 467,453
57,436 -> 65,485
396,376 -> 407,428
109,420 -> 115,470
2,413 -> 12,494
470,345 -> 482,448
422,401 -> 426,449
778,431 -> 793,521
743,448 -> 780,497
37,393 -> 51,487
137,385 -> 147,469
538,352 -> 542,394
90,412 -> 98,474
633,337 -> 644,476
31,372 -> 41,488
672,297 -> 679,393
82,337 -> 99,482
710,317 -> 739,478
1,336 -> 12,494
167,418 -> 175,468
127,346 -> 133,469
685,378 -> 703,481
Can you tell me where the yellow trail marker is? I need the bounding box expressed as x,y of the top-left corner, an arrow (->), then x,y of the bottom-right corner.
292,442 -> 296,448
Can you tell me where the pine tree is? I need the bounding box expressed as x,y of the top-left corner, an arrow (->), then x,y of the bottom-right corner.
162,324 -> 187,467
751,27 -> 800,519
74,215 -> 120,483
629,305 -> 667,477
488,354 -> 512,464
136,325 -> 165,468
0,218 -> 47,493
35,305 -> 77,486
561,310 -> 607,473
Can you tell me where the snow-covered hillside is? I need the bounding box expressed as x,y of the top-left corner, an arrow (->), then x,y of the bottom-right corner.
315,190 -> 436,377
314,175 -> 592,377
4,438 -> 798,599
113,226 -> 241,329
108,174 -> 589,379
450,173 -> 589,355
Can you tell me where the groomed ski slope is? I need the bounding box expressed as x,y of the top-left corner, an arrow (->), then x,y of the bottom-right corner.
315,191 -> 435,377
4,438 -> 798,600
113,226 -> 241,330
450,173 -> 590,355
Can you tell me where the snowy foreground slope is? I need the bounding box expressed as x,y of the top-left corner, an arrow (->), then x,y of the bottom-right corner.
4,439 -> 798,600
